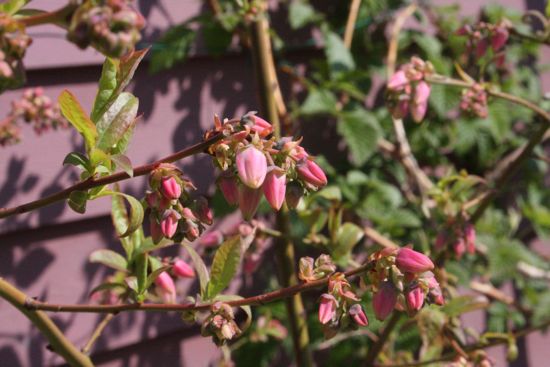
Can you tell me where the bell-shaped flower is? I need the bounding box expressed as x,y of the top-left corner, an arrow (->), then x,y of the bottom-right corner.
236,146 -> 267,189
262,167 -> 287,211
406,284 -> 425,312
160,209 -> 180,239
160,176 -> 182,200
155,272 -> 176,303
238,185 -> 263,221
373,282 -> 397,321
395,247 -> 434,274
173,259 -> 195,278
218,173 -> 239,205
349,304 -> 369,327
296,159 -> 327,188
318,294 -> 338,325
411,81 -> 431,123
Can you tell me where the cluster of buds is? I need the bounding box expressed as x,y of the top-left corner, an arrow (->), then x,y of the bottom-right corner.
386,57 -> 434,123
201,302 -> 241,345
67,0 -> 145,58
154,258 -> 196,303
298,254 -> 337,282
0,14 -> 32,90
456,21 -> 510,68
366,247 -> 443,321
318,273 -> 368,339
460,83 -> 488,118
10,87 -> 68,134
208,112 -> 327,220
146,164 -> 213,243
435,221 -> 476,259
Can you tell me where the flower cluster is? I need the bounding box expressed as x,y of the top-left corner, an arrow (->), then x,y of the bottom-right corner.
366,247 -> 443,321
11,87 -> 68,134
435,221 -> 476,259
201,302 -> 241,345
386,57 -> 434,123
460,83 -> 488,118
146,163 -> 213,243
318,273 -> 368,339
0,14 -> 31,91
456,21 -> 509,67
154,258 -> 196,303
298,254 -> 337,282
67,0 -> 145,58
208,112 -> 327,220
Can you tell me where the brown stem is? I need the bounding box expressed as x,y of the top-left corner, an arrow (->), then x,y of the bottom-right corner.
344,0 -> 362,48
0,127 -> 234,219
0,278 -> 93,367
24,263 -> 372,313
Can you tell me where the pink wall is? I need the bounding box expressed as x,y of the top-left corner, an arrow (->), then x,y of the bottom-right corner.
0,0 -> 549,366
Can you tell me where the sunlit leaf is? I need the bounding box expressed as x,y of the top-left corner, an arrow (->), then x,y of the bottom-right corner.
89,249 -> 128,271
58,90 -> 98,151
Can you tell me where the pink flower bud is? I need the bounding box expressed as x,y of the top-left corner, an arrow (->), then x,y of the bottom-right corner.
160,176 -> 182,200
387,70 -> 409,91
285,182 -> 303,209
318,294 -> 338,324
250,116 -> 273,138
464,223 -> 476,254
160,210 -> 180,239
236,146 -> 267,189
406,285 -> 424,311
173,259 -> 195,278
491,27 -> 508,51
263,167 -> 287,211
349,304 -> 369,327
455,24 -> 471,36
150,217 -> 163,244
453,238 -> 465,259
475,39 -> 488,58
194,197 -> 213,225
238,185 -> 263,221
373,282 -> 397,321
297,159 -> 327,188
218,174 -> 239,205
199,230 -> 224,247
155,272 -> 176,303
411,81 -> 431,123
396,247 -> 434,274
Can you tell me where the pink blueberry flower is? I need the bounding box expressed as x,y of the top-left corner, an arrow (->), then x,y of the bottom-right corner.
160,176 -> 182,200
199,230 -> 224,247
318,294 -> 338,324
411,81 -> 431,123
387,70 -> 409,91
218,174 -> 239,205
349,304 -> 369,327
296,159 -> 327,188
160,210 -> 180,238
238,185 -> 263,221
236,146 -> 267,189
373,281 -> 398,321
406,285 -> 424,311
395,247 -> 434,274
464,223 -> 476,254
262,167 -> 287,211
250,116 -> 273,138
173,259 -> 195,278
155,272 -> 176,303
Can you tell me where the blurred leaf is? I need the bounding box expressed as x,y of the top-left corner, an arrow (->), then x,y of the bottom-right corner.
324,31 -> 355,78
182,243 -> 210,297
145,265 -> 172,290
533,292 -> 550,325
337,108 -> 381,165
202,19 -> 233,55
111,154 -> 133,177
332,222 -> 364,260
300,88 -> 338,116
150,24 -> 196,73
90,249 -> 128,271
134,253 -> 148,299
206,232 -> 255,300
0,0 -> 29,14
289,0 -> 316,29
441,295 -> 489,317
58,90 -> 98,151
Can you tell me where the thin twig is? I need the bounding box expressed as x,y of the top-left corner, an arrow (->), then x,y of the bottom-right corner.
24,262 -> 372,313
81,313 -> 115,355
0,126 -> 235,219
0,278 -> 93,366
364,312 -> 402,366
315,328 -> 378,351
364,227 -> 399,249
344,0 -> 362,48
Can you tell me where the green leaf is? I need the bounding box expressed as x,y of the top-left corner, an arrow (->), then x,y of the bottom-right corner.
533,292 -> 550,325
324,31 -> 355,78
182,243 -> 210,297
91,58 -> 118,123
145,265 -> 172,290
300,88 -> 338,116
89,282 -> 127,297
116,48 -> 149,97
441,295 -> 489,317
58,90 -> 98,151
150,24 -> 196,73
289,0 -> 316,29
206,232 -> 255,300
202,19 -> 233,55
89,249 -> 128,271
337,108 -> 381,165
134,253 -> 148,298
96,93 -> 139,151
332,222 -> 364,260
62,152 -> 91,172
68,190 -> 88,214
0,0 -> 29,14
111,154 -> 133,177
96,190 -> 144,237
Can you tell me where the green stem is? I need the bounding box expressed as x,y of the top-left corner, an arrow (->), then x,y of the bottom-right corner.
248,6 -> 312,365
81,313 -> 115,355
0,278 -> 93,367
